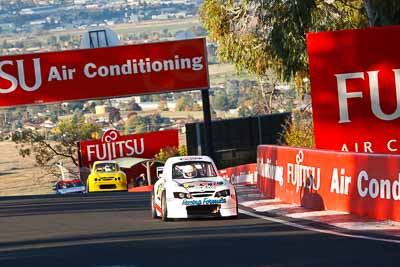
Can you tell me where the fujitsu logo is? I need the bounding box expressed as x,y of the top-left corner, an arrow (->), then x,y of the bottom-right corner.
0,58 -> 42,93
86,129 -> 145,162
336,70 -> 400,123
287,150 -> 321,192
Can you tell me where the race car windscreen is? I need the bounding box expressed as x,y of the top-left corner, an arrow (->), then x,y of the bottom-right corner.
172,161 -> 217,179
57,181 -> 84,189
95,163 -> 118,173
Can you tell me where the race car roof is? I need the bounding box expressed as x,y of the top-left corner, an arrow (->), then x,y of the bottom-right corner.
165,155 -> 214,166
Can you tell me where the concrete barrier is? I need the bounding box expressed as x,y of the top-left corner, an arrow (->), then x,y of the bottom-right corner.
257,145 -> 400,222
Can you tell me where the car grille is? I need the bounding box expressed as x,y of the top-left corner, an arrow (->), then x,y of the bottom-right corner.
99,184 -> 117,189
186,205 -> 220,216
190,191 -> 215,198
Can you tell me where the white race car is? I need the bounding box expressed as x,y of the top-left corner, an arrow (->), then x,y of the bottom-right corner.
151,156 -> 238,221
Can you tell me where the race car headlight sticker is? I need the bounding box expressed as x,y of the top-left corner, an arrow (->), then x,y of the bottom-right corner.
173,192 -> 192,199
215,189 -> 230,197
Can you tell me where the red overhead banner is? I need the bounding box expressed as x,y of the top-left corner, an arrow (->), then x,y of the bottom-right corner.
79,129 -> 179,168
307,26 -> 400,153
0,38 -> 209,107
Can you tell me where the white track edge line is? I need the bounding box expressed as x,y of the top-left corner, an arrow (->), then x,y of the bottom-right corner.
239,209 -> 400,244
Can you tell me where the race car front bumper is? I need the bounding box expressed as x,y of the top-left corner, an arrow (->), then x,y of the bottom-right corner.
166,196 -> 238,218
88,181 -> 127,192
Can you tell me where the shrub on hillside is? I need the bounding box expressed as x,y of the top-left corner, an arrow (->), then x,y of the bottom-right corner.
154,145 -> 188,162
280,109 -> 314,148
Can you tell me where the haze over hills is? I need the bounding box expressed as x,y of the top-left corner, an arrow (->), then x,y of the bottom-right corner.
0,0 -> 202,35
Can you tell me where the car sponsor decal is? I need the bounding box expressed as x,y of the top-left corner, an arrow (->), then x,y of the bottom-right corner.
182,198 -> 226,206
183,181 -> 217,189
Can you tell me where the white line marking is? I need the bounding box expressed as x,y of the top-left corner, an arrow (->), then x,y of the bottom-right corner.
240,199 -> 281,206
287,210 -> 348,219
239,209 -> 400,244
331,222 -> 400,231
253,204 -> 297,212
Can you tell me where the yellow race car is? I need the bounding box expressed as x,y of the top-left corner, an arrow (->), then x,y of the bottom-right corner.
86,161 -> 127,192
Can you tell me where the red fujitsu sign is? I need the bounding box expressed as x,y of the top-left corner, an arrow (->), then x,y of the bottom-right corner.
307,26 -> 400,153
79,129 -> 178,168
0,38 -> 209,107
258,145 -> 400,222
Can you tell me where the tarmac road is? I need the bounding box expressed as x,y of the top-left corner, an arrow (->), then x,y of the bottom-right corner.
0,192 -> 399,267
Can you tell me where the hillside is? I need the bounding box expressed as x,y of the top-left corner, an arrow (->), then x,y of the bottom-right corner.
0,141 -> 54,196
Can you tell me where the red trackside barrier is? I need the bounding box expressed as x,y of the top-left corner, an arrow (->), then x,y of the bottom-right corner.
219,164 -> 257,185
257,145 -> 400,222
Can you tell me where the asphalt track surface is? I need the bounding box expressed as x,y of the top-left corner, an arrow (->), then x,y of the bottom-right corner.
0,192 -> 399,267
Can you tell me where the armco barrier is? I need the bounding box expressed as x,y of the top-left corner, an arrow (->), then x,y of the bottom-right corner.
219,164 -> 257,185
258,145 -> 400,222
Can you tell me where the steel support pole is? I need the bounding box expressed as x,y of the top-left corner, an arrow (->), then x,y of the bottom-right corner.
201,89 -> 213,158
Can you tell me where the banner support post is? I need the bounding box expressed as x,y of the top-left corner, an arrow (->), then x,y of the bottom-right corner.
201,88 -> 214,158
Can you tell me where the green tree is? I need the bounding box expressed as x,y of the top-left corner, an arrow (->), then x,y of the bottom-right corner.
364,0 -> 400,26
162,28 -> 169,37
192,102 -> 202,111
199,0 -> 372,96
125,114 -> 171,134
154,145 -> 188,162
280,108 -> 314,148
200,0 -> 400,148
12,116 -> 101,176
212,90 -> 229,111
158,99 -> 169,111
238,105 -> 254,117
125,116 -> 147,134
175,95 -> 195,111
47,36 -> 57,45
59,34 -> 71,42
108,107 -> 121,123
124,98 -> 142,111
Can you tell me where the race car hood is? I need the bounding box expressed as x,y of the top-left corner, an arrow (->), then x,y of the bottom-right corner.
173,177 -> 228,191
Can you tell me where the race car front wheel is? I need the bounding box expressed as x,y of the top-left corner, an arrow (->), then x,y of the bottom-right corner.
233,194 -> 239,219
161,191 -> 169,222
229,192 -> 239,219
